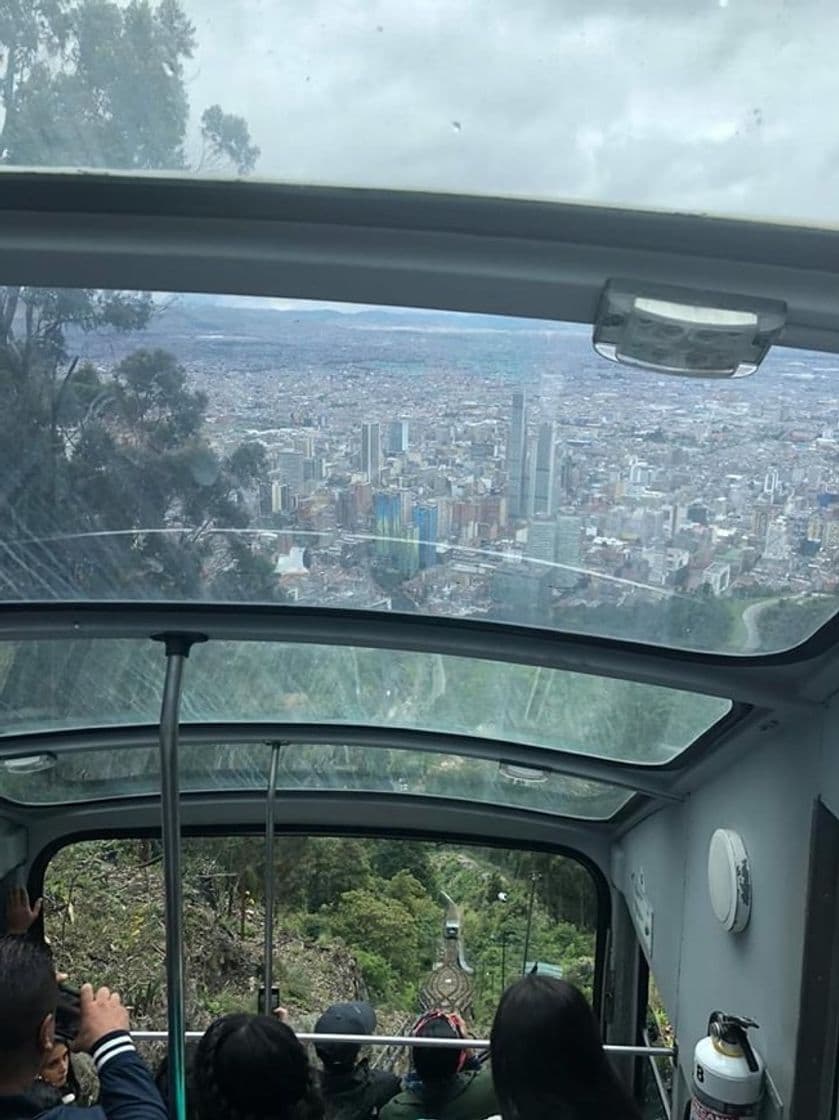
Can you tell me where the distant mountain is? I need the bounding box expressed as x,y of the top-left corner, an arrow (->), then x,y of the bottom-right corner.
173,295 -> 580,334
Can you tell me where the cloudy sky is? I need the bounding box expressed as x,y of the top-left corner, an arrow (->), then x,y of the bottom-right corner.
172,0 -> 839,226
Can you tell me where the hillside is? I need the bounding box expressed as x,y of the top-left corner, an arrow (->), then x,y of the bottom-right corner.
44,836 -> 597,1040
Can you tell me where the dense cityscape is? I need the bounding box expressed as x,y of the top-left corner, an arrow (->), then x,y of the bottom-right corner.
78,296 -> 839,655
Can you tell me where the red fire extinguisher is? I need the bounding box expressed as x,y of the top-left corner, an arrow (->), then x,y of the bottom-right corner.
690,1012 -> 764,1120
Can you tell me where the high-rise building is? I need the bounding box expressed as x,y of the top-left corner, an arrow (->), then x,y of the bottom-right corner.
506,391 -> 529,519
530,422 -> 555,516
526,518 -> 557,564
271,481 -> 292,514
277,451 -> 306,495
397,525 -> 420,578
374,492 -> 402,559
413,502 -> 439,569
554,513 -> 582,589
386,420 -> 409,454
361,423 -> 381,483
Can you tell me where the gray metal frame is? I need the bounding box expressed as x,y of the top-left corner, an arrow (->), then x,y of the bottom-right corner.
0,721 -> 689,801
0,173 -> 838,352
263,743 -> 282,1002
0,602 -> 823,706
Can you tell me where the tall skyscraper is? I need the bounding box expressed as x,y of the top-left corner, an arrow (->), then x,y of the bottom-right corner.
530,422 -> 555,517
277,451 -> 306,495
413,502 -> 439,569
526,517 -> 557,564
506,391 -> 529,519
361,423 -> 381,483
386,420 -> 409,454
374,492 -> 402,559
554,513 -> 582,589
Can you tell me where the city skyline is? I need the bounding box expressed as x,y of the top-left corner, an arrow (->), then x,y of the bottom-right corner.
54,297 -> 839,655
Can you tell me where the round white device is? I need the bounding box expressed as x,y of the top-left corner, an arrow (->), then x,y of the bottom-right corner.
708,828 -> 752,932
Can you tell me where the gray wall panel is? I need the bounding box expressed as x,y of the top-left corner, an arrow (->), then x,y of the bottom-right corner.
616,723 -> 820,1107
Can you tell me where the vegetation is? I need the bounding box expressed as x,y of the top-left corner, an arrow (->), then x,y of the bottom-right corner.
0,1 -> 267,602
44,836 -> 597,1034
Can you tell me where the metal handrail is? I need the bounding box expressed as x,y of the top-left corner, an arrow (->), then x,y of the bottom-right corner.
132,1030 -> 674,1056
642,1027 -> 673,1119
157,638 -> 191,1120
263,743 -> 282,1003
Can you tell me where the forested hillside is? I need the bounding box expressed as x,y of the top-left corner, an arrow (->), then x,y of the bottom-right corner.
44,836 -> 597,1034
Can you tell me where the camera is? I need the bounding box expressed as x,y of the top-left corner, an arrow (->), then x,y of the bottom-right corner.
55,982 -> 81,1042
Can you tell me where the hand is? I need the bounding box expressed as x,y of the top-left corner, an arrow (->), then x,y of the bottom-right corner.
272,1006 -> 289,1023
73,984 -> 130,1051
6,887 -> 42,935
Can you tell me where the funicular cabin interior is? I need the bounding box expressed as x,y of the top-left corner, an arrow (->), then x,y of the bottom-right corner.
2,2 -> 839,1119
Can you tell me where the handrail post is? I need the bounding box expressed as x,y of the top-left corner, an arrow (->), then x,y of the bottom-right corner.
154,632 -> 204,1120
263,742 -> 283,1007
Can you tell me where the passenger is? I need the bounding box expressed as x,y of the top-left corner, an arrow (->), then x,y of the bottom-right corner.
0,935 -> 167,1120
5,887 -> 42,937
37,1036 -> 98,1106
489,975 -> 641,1120
313,1002 -> 400,1120
379,1011 -> 496,1120
192,1013 -> 324,1120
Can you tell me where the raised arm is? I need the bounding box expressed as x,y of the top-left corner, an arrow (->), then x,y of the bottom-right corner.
75,984 -> 168,1120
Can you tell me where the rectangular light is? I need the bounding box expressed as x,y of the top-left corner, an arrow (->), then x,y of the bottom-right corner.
593,280 -> 786,378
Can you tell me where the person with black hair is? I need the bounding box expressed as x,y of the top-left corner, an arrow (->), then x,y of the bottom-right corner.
313,1002 -> 399,1120
489,974 -> 641,1120
192,1012 -> 324,1120
379,1012 -> 496,1120
0,935 -> 167,1120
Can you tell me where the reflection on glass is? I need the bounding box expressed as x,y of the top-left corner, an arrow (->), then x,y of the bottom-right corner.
0,288 -> 837,655
1,1 -> 838,225
0,741 -> 632,820
0,640 -> 731,765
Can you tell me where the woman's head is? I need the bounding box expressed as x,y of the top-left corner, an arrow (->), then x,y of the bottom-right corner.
194,1014 -> 323,1120
40,1042 -> 70,1089
490,976 -> 640,1120
411,1011 -> 467,1086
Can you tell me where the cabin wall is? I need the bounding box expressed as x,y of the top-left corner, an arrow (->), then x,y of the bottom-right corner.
615,715 -> 824,1110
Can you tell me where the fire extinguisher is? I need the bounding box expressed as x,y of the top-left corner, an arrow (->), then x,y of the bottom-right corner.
690,1012 -> 764,1120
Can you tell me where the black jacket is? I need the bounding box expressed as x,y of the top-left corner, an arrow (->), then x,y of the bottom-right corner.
0,1032 -> 167,1120
320,1060 -> 401,1120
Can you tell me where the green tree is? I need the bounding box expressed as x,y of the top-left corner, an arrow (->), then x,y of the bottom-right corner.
0,0 -> 259,174
328,889 -> 420,979
372,839 -> 437,893
0,1 -> 265,600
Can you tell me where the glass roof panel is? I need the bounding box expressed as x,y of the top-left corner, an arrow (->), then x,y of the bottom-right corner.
0,741 -> 632,819
0,639 -> 731,765
0,289 -> 837,654
1,0 -> 837,227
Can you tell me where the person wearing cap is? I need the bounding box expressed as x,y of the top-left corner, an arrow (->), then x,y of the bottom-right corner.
379,1011 -> 496,1120
314,1003 -> 400,1120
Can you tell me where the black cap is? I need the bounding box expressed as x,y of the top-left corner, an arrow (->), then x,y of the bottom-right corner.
314,1002 -> 377,1071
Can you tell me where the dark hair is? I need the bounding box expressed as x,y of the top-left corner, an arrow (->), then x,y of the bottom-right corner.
0,937 -> 57,1080
193,1014 -> 324,1120
412,1017 -> 463,1086
155,1041 -> 199,1120
490,976 -> 641,1120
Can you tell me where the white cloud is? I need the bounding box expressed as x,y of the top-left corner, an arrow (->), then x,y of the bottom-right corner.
180,0 -> 839,225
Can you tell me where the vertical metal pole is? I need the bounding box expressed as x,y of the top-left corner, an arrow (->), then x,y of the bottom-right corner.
521,873 -> 538,976
263,742 -> 282,1006
500,935 -> 507,995
157,635 -> 196,1120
